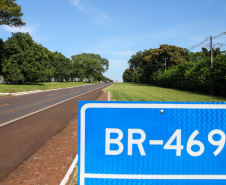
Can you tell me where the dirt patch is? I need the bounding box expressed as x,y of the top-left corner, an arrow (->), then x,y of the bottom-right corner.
96,91 -> 108,101
0,91 -> 108,185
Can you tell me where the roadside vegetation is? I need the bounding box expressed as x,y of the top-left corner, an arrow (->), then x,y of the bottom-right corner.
104,83 -> 226,102
0,1 -> 113,84
123,45 -> 226,97
0,82 -> 94,93
0,33 -> 113,84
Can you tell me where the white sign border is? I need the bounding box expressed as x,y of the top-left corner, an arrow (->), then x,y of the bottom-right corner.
80,103 -> 226,185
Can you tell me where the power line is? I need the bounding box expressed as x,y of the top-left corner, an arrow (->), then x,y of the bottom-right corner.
190,32 -> 226,51
213,32 -> 226,39
190,38 -> 209,50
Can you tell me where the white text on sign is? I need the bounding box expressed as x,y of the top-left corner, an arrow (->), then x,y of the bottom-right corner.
105,128 -> 225,157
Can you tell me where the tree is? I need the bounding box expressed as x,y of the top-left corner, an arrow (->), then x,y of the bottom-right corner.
22,43 -> 55,83
150,62 -> 193,89
122,68 -> 134,82
128,50 -> 147,83
85,53 -> 109,72
71,53 -> 109,82
143,45 -> 188,69
2,32 -> 32,83
2,32 -> 54,83
188,51 -> 207,63
0,0 -> 25,26
93,72 -> 105,82
212,55 -> 226,95
71,59 -> 85,81
53,52 -> 72,82
105,77 -> 113,82
141,45 -> 188,83
202,47 -> 221,58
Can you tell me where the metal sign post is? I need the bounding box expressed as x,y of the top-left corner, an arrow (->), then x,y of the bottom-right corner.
78,101 -> 226,185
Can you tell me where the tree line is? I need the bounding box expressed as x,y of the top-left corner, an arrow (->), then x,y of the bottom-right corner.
0,32 -> 112,83
123,44 -> 226,96
0,0 -> 112,83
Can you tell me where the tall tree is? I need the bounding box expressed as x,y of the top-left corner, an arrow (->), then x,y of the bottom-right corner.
22,43 -> 55,83
141,45 -> 188,83
2,32 -> 53,83
71,59 -> 85,80
143,44 -> 188,69
71,53 -> 109,81
128,50 -> 147,83
122,68 -> 134,82
2,32 -> 30,83
0,0 -> 25,26
53,52 -> 72,82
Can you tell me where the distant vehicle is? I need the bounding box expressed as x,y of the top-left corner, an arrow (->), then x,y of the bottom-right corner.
105,80 -> 109,83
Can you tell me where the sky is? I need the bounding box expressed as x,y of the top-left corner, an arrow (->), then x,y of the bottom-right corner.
0,0 -> 226,82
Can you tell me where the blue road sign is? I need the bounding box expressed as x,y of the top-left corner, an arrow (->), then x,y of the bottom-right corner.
78,101 -> 226,185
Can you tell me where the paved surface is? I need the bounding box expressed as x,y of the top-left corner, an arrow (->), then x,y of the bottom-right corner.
0,83 -> 111,126
0,83 -> 112,181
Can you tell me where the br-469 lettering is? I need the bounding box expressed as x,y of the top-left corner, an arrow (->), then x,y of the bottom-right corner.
105,129 -> 225,157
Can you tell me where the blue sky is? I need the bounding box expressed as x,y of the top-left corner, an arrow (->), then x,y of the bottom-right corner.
0,0 -> 226,82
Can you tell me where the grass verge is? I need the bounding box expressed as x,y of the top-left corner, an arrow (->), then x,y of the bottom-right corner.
104,82 -> 226,102
0,82 -> 95,93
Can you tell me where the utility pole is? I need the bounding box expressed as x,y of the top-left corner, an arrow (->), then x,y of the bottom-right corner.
189,32 -> 226,95
163,58 -> 167,87
210,35 -> 214,95
210,35 -> 213,69
163,58 -> 167,72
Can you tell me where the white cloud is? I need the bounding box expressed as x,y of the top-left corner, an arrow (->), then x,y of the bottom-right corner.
3,25 -> 37,34
70,0 -> 83,11
2,25 -> 47,42
70,0 -> 112,27
88,8 -> 112,27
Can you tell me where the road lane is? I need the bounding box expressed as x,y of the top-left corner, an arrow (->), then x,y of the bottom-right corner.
0,83 -> 111,126
0,83 -> 112,181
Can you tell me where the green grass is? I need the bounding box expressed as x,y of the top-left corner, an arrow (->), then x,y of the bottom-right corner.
0,82 -> 94,93
104,82 -> 226,102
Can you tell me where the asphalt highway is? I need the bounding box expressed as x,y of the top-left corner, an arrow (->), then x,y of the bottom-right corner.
0,83 -> 111,126
0,83 -> 112,180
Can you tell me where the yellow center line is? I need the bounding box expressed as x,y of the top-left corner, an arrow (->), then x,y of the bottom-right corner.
46,93 -> 57,97
0,104 -> 10,107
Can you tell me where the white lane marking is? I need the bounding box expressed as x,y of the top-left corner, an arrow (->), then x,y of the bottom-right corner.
0,84 -> 109,128
0,83 -> 96,100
